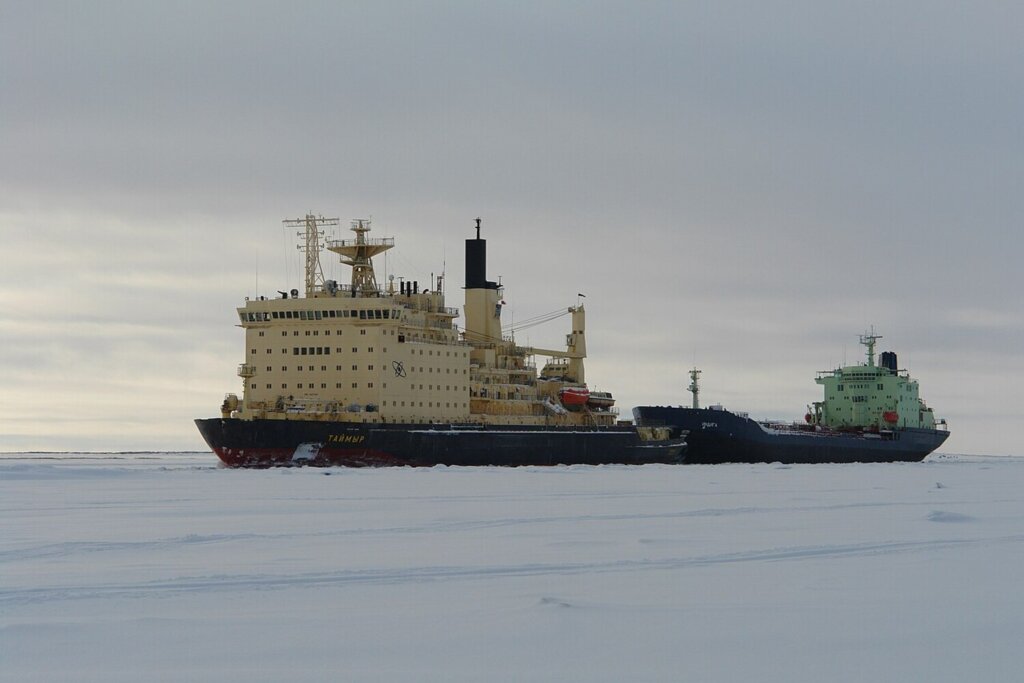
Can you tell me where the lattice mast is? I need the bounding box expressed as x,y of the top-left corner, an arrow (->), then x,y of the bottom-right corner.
283,214 -> 339,297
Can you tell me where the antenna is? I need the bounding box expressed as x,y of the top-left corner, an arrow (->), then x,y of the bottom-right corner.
283,213 -> 339,297
859,328 -> 882,367
325,219 -> 395,297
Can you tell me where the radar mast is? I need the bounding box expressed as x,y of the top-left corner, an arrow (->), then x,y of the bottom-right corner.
859,329 -> 882,367
327,219 -> 395,296
688,367 -> 701,409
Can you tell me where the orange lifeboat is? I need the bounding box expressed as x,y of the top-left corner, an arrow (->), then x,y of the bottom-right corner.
559,387 -> 590,408
883,411 -> 899,424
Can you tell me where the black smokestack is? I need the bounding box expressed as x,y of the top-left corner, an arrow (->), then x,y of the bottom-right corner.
466,218 -> 488,289
880,351 -> 898,373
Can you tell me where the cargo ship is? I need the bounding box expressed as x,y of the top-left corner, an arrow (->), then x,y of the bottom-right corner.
195,215 -> 685,466
633,334 -> 948,464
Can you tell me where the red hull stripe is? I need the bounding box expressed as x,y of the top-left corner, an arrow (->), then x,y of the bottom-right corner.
214,446 -> 403,467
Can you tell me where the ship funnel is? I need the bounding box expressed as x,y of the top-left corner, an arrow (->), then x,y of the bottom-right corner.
465,218 -> 490,289
880,351 -> 898,373
463,218 -> 502,343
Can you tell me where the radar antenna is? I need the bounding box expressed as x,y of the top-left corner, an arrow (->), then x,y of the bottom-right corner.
859,328 -> 882,367
326,219 -> 395,296
283,214 -> 340,297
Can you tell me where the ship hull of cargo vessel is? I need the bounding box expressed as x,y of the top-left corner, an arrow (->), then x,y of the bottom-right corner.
196,418 -> 687,467
633,407 -> 948,464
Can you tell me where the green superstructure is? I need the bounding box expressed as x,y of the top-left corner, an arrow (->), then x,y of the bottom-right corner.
810,333 -> 943,431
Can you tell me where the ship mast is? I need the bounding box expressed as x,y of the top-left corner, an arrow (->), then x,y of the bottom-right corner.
327,219 -> 395,296
688,367 -> 701,409
283,214 -> 340,297
860,330 -> 882,367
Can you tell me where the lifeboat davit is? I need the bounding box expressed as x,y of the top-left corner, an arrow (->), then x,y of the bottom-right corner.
559,387 -> 590,408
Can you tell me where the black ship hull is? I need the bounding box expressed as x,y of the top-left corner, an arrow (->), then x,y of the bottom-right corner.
195,418 -> 687,467
633,406 -> 948,464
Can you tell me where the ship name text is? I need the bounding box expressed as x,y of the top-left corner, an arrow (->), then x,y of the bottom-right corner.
328,434 -> 367,444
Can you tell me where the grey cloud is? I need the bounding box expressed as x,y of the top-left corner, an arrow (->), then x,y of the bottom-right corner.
0,2 -> 1020,453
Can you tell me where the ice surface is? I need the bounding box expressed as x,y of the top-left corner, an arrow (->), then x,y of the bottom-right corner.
2,453 -> 1023,682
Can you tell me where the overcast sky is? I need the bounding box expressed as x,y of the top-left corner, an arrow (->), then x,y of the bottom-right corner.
1,2 -> 1021,454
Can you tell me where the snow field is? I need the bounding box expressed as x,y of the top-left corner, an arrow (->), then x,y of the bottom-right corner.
2,454 -> 1023,682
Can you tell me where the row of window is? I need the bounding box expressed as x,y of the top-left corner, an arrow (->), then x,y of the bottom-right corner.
382,401 -> 467,409
246,386 -> 468,411
243,308 -> 401,323
265,332 -> 464,357
256,383 -> 377,390
837,383 -> 886,391
252,347 -> 378,355
295,347 -> 330,355
261,365 -> 467,376
251,382 -> 466,392
257,364 -> 465,377
261,328 -> 454,346
280,329 -> 367,336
